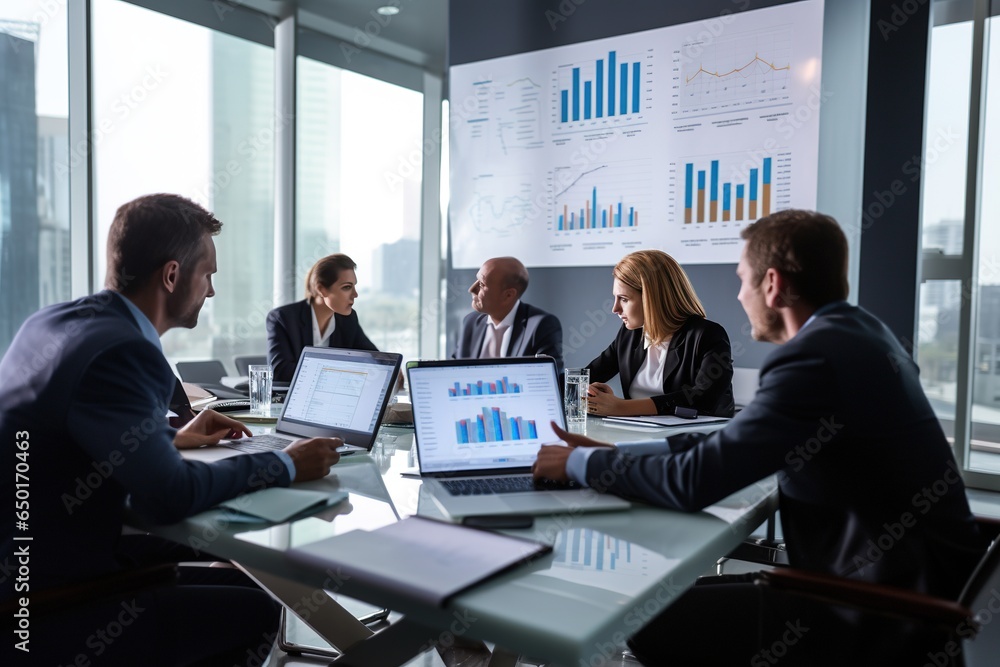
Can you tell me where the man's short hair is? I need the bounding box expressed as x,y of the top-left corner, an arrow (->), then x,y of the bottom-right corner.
105,194 -> 222,294
741,210 -> 849,307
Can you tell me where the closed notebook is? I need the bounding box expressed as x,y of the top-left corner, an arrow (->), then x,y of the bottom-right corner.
286,515 -> 552,606
217,488 -> 347,523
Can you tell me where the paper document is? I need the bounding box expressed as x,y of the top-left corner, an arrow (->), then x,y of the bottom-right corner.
286,515 -> 552,606
217,488 -> 347,523
602,415 -> 731,428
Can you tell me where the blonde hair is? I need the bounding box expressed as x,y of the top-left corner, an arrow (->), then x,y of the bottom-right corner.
613,250 -> 706,345
304,254 -> 356,300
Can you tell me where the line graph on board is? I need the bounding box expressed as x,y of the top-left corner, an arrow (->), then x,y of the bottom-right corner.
675,24 -> 793,114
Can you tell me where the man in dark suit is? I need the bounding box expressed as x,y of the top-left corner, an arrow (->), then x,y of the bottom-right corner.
453,256 -> 564,375
533,210 -> 987,664
0,194 -> 342,665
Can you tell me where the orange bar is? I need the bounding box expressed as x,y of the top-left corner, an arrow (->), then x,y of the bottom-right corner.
609,205 -> 614,228
684,207 -> 692,224
723,208 -> 730,222
736,197 -> 744,220
749,200 -> 757,219
710,201 -> 717,222
763,184 -> 771,217
697,189 -> 705,223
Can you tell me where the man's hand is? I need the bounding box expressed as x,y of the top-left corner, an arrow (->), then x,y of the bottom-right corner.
532,422 -> 614,482
587,382 -> 622,416
284,438 -> 342,482
174,409 -> 253,449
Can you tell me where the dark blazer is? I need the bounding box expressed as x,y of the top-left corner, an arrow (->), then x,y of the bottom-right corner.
586,316 -> 735,417
0,291 -> 291,597
266,300 -> 378,383
452,301 -> 564,375
584,303 -> 986,599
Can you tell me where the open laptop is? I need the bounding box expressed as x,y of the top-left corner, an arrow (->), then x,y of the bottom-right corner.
220,347 -> 401,456
407,357 -> 630,520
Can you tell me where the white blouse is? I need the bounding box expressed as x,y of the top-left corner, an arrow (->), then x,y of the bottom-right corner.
629,333 -> 670,399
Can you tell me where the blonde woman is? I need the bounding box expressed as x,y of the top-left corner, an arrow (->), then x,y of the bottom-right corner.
266,254 -> 377,383
586,250 -> 735,417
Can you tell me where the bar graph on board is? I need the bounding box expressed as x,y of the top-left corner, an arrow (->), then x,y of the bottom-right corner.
555,48 -> 652,127
680,152 -> 789,224
550,159 -> 651,234
455,407 -> 539,444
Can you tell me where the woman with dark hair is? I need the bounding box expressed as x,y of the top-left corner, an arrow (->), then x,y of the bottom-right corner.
586,249 -> 735,417
266,253 -> 377,383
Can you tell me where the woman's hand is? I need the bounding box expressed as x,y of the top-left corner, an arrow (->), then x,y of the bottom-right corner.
586,382 -> 624,416
173,409 -> 253,449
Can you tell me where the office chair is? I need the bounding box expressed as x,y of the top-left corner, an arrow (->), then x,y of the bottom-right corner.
175,359 -> 228,384
175,360 -> 248,399
752,519 -> 1000,666
1,564 -> 178,622
234,354 -> 267,376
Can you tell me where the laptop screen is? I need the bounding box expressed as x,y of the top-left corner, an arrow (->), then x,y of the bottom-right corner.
408,358 -> 565,474
278,347 -> 400,445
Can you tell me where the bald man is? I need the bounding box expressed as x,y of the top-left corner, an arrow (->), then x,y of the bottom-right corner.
452,257 -> 564,375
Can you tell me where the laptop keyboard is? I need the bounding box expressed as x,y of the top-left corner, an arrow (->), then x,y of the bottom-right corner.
218,435 -> 290,454
441,476 -> 537,495
439,476 -> 578,496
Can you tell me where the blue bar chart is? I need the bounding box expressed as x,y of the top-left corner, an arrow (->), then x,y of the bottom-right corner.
551,159 -> 650,234
556,185 -> 639,231
455,407 -> 538,444
682,153 -> 786,224
448,378 -> 522,397
557,49 -> 648,124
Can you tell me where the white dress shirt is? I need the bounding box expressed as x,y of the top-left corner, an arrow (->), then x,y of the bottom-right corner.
478,300 -> 520,358
629,333 -> 670,399
311,304 -> 336,347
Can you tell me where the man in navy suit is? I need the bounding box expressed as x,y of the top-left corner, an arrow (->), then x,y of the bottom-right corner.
0,194 -> 342,665
533,210 -> 987,664
453,257 -> 564,375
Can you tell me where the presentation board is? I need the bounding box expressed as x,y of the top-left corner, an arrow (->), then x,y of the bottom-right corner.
449,0 -> 824,268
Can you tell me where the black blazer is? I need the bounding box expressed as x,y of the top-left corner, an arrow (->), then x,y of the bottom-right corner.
452,301 -> 564,375
586,316 -> 735,417
583,303 -> 987,599
0,292 -> 290,595
266,300 -> 378,383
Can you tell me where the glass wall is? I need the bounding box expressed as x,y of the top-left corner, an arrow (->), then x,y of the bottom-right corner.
0,1 -> 70,357
296,53 -> 424,361
919,0 -> 1000,480
92,0 -> 275,372
970,10 -> 1000,470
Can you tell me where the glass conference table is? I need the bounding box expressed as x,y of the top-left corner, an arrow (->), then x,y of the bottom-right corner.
137,417 -> 777,666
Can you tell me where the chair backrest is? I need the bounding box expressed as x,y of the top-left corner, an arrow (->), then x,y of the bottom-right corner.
234,355 -> 267,376
960,538 -> 1000,665
732,367 -> 760,408
175,360 -> 228,384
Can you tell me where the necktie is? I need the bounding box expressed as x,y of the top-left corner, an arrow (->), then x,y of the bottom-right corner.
484,324 -> 508,358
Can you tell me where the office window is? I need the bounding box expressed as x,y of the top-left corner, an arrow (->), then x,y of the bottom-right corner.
969,11 -> 1000,472
296,55 -> 423,360
919,1 -> 1000,482
92,0 -> 274,370
0,3 -> 70,357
